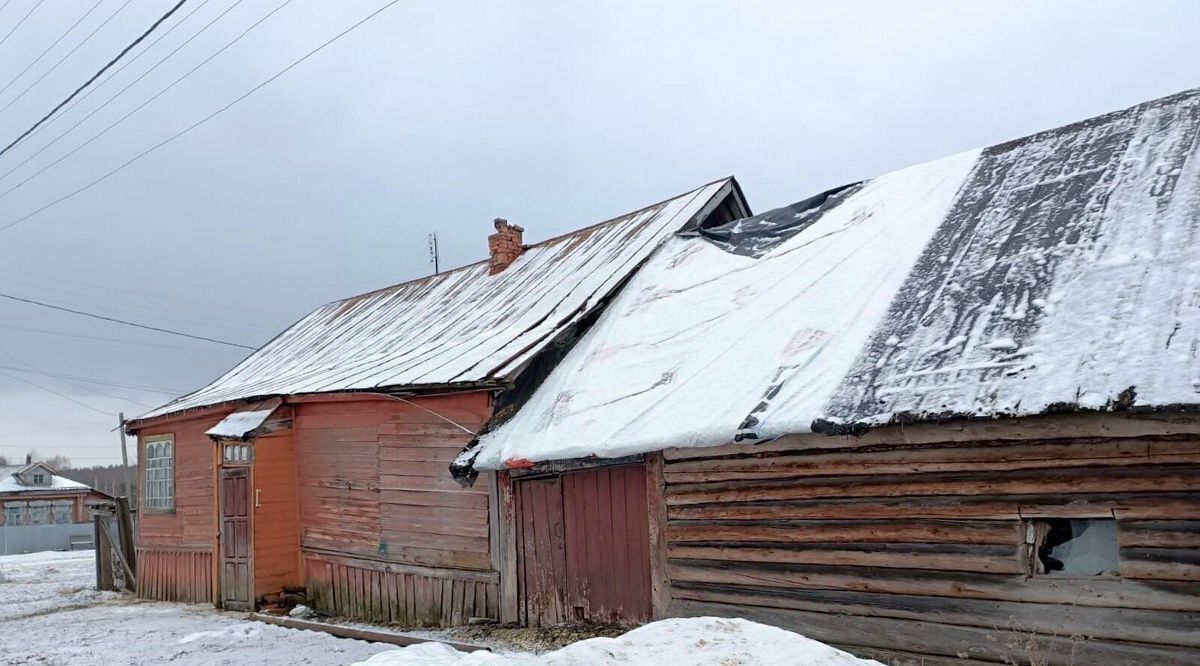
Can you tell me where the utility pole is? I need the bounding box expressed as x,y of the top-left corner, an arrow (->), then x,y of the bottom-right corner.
427,232 -> 440,274
118,412 -> 131,498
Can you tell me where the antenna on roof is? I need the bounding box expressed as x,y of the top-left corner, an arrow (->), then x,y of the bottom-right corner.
427,232 -> 440,275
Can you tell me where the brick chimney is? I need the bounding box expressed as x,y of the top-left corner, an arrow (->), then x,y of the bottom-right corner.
25,453 -> 32,464
488,218 -> 525,275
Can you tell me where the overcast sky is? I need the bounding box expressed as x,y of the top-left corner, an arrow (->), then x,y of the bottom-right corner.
0,0 -> 1197,467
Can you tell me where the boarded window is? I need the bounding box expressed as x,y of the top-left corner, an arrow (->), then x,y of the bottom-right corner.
4,502 -> 26,526
144,435 -> 175,512
1027,518 -> 1119,577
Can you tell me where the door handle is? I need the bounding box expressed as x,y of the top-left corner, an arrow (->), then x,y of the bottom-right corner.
255,489 -> 262,508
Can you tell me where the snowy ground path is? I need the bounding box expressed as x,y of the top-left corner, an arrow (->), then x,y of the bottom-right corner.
0,550 -> 393,665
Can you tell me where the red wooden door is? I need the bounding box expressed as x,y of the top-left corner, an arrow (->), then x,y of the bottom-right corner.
514,475 -> 568,626
220,467 -> 253,610
514,464 -> 651,627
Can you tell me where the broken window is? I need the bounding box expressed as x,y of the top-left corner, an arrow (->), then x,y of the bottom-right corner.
1026,518 -> 1119,577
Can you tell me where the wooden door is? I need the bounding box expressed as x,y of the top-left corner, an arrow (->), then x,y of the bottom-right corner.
220,466 -> 253,610
514,475 -> 568,626
514,464 -> 652,627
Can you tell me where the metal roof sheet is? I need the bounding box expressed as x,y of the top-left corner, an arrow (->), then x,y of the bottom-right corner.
136,179 -> 737,422
465,87 -> 1200,471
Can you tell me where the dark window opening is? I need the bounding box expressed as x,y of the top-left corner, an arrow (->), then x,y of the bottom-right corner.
32,473 -> 45,484
1028,518 -> 1119,577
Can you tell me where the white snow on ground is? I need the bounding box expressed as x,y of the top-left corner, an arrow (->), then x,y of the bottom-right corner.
0,550 -> 394,665
354,617 -> 883,666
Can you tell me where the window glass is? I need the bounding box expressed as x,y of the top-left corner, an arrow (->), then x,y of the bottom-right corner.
29,503 -> 50,525
52,501 -> 73,524
1036,519 -> 1119,576
4,502 -> 26,526
144,436 -> 175,511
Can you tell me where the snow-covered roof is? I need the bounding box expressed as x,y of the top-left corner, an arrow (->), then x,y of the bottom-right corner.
463,87 -> 1200,471
205,398 -> 283,439
0,464 -> 92,494
135,178 -> 742,423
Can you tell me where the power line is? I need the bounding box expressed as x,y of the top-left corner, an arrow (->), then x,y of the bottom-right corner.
0,323 -> 242,353
0,0 -> 282,201
0,267 -> 292,319
0,0 -> 405,234
0,0 -> 133,120
0,0 -> 103,100
0,368 -> 114,416
0,0 -> 188,158
0,290 -> 256,349
15,0 -> 215,150
0,0 -> 43,52
0,363 -> 181,396
0,273 -> 283,334
0,347 -> 163,408
0,422 -> 108,438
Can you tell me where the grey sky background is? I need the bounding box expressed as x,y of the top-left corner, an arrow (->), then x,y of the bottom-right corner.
0,0 -> 1196,466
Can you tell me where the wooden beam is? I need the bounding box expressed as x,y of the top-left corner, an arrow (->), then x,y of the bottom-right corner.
645,452 -> 670,619
247,613 -> 490,652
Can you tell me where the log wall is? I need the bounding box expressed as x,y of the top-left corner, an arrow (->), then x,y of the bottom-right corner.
294,393 -> 497,625
659,413 -> 1200,665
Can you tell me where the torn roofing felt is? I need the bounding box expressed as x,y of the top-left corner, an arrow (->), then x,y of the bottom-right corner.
131,178 -> 743,425
682,182 -> 862,257
461,86 -> 1200,473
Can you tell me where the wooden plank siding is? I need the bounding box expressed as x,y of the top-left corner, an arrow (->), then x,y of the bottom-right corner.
294,393 -> 498,625
251,430 -> 301,600
136,547 -> 214,603
303,552 -> 497,626
136,410 -> 228,604
660,415 -> 1200,664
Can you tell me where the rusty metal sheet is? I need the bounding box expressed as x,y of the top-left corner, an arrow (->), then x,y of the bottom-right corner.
138,179 -> 736,422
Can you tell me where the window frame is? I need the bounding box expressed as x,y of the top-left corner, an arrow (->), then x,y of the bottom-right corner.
51,500 -> 74,524
1024,517 -> 1121,578
4,501 -> 27,526
143,433 -> 176,513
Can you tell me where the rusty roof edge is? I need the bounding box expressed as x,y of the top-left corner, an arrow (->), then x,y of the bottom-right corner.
126,380 -> 509,432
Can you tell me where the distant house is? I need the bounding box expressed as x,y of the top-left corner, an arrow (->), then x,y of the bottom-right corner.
123,179 -> 749,615
1,457 -> 109,528
456,88 -> 1200,663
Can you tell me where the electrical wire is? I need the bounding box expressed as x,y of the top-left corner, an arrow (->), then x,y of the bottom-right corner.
0,266 -> 292,319
0,368 -> 114,416
0,323 -> 242,353
0,0 -> 283,199
0,290 -> 257,349
0,363 -> 183,395
0,0 -> 43,52
0,0 -> 133,120
0,0 -> 103,100
0,0 -> 188,158
0,0 -> 405,234
18,0 -> 214,146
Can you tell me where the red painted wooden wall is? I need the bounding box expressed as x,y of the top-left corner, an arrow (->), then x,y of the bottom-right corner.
515,464 -> 652,626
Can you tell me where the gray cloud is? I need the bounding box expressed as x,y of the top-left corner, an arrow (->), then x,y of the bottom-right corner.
0,0 -> 1197,464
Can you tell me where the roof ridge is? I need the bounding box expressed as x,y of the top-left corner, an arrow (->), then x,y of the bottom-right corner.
319,176 -> 735,306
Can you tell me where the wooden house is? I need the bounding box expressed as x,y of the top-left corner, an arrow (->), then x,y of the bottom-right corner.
1,456 -> 110,527
455,89 -> 1200,663
122,178 -> 749,618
